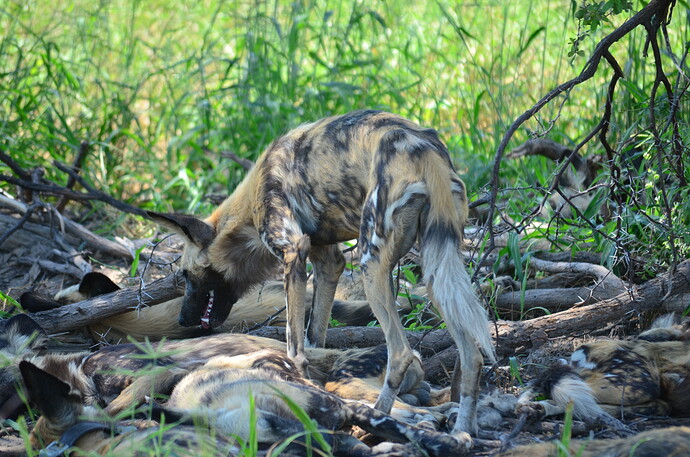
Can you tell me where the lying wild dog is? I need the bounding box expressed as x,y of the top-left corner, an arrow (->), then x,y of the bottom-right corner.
518,315 -> 690,429
0,314 -> 447,425
152,350 -> 467,457
21,357 -> 463,457
21,272 -> 381,343
19,361 -> 237,457
147,110 -> 495,440
495,426 -> 690,457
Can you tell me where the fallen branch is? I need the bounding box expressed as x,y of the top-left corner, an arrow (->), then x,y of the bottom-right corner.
494,259 -> 690,355
527,257 -> 627,296
494,286 -> 621,316
28,272 -> 185,334
15,258 -> 83,279
0,194 -> 133,260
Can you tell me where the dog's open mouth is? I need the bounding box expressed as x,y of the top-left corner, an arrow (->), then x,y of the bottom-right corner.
200,289 -> 214,329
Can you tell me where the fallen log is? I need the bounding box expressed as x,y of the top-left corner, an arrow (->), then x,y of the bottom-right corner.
494,259 -> 690,355
494,285 -> 622,317
28,272 -> 185,334
250,325 -> 455,358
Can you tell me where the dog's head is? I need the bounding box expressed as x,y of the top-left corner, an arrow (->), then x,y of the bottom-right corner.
19,360 -> 99,448
20,272 -> 121,313
147,211 -> 270,329
0,314 -> 48,419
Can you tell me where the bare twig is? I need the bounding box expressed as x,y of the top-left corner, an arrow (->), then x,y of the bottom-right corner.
211,148 -> 254,171
53,161 -> 148,217
56,141 -> 91,212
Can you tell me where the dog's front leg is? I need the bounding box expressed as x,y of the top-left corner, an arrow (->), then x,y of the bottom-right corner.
306,244 -> 345,348
283,235 -> 311,374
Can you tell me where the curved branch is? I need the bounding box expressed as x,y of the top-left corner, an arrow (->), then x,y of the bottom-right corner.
475,0 -> 678,281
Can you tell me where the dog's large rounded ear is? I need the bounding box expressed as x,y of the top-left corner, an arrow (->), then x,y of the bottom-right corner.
79,272 -> 120,297
147,211 -> 215,248
20,292 -> 62,312
0,314 -> 47,352
19,361 -> 78,427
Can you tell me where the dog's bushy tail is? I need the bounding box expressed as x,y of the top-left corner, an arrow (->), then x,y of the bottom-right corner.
419,154 -> 495,362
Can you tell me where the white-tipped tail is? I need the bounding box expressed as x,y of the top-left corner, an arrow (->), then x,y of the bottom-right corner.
422,238 -> 495,363
550,372 -> 605,420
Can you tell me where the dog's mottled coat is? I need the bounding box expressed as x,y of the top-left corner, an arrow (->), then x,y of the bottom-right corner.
149,110 -> 495,439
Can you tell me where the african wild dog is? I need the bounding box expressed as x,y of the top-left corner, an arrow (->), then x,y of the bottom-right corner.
148,350 -> 467,457
517,315 -> 690,429
148,110 -> 495,440
0,314 -> 446,424
19,361 -> 236,456
20,272 -> 379,343
495,426 -> 690,457
21,354 -> 463,457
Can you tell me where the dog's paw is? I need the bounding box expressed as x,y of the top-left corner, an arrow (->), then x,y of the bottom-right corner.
450,431 -> 473,454
370,442 -> 425,457
515,401 -> 546,420
291,353 -> 310,376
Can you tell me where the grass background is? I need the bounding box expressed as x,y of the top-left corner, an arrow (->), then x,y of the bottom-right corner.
1,0 -> 688,264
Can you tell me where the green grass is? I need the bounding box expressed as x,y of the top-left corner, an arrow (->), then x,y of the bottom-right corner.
1,1 -> 688,267
0,1 -> 626,206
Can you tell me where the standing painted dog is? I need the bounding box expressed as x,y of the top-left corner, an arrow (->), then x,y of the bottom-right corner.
148,110 -> 495,440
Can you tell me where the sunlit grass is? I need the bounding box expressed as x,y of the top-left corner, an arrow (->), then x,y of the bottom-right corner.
1,0 -> 687,261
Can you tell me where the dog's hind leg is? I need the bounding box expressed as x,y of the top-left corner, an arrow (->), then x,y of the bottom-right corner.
446,330 -> 483,435
360,259 -> 417,415
359,190 -> 425,416
306,244 -> 345,348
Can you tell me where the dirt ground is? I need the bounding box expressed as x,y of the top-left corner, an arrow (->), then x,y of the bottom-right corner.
0,215 -> 686,457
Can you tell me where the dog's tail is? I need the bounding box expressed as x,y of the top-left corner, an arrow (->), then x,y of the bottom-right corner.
528,362 -> 631,432
419,154 -> 495,362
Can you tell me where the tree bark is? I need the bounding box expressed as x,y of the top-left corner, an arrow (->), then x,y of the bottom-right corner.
29,272 -> 185,334
493,259 -> 690,355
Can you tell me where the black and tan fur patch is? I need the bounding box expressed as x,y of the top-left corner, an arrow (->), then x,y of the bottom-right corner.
520,317 -> 690,427
148,110 -> 494,437
0,314 -> 444,422
496,426 -> 690,457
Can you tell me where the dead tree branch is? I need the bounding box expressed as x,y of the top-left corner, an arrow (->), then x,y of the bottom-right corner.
28,271 -> 185,334
0,147 -> 147,218
477,0 -> 679,279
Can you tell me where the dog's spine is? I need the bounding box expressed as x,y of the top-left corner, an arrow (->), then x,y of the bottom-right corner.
419,156 -> 495,362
